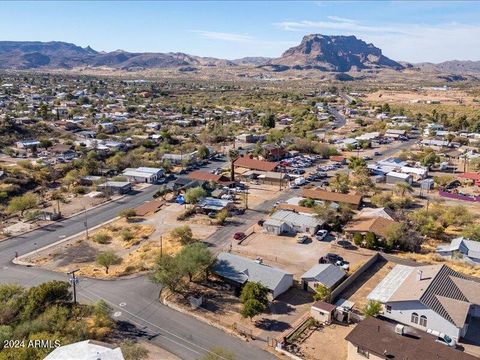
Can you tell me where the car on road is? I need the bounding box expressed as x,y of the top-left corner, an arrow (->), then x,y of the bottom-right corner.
374,151 -> 382,156
316,229 -> 328,241
233,232 -> 246,241
296,234 -> 310,244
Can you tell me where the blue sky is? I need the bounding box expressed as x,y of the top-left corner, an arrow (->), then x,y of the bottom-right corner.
2,1 -> 480,63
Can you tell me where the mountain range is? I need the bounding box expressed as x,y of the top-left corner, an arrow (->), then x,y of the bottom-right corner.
0,36 -> 479,75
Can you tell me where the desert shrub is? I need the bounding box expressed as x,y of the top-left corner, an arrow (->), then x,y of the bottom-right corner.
94,233 -> 111,244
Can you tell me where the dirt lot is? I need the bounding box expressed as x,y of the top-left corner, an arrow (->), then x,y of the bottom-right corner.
24,203 -> 218,278
297,323 -> 355,360
233,232 -> 373,279
337,257 -> 396,313
245,183 -> 283,208
365,88 -> 478,105
168,281 -> 312,341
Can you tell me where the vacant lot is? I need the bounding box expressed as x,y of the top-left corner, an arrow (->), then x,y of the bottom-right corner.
298,323 -> 355,360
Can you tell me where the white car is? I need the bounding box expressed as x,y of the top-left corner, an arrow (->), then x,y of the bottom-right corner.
335,260 -> 350,271
316,230 -> 328,241
427,329 -> 457,348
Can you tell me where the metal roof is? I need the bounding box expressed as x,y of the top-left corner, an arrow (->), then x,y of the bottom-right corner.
368,264 -> 414,303
270,210 -> 323,228
301,264 -> 346,289
213,252 -> 292,292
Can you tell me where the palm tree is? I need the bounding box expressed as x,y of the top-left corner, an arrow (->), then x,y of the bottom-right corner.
228,149 -> 239,182
395,182 -> 413,197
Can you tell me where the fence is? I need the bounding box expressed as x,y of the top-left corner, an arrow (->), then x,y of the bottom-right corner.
330,253 -> 380,302
439,190 -> 480,202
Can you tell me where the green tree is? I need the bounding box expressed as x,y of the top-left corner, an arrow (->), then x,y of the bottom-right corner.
185,186 -> 207,204
96,251 -> 122,274
197,145 -> 210,160
395,182 -> 413,197
241,299 -> 265,321
177,243 -> 213,282
462,224 -> 480,241
215,209 -> 229,225
363,300 -> 382,317
353,233 -> 363,246
260,113 -> 275,129
152,254 -> 186,293
330,172 -> 350,194
384,223 -> 404,251
299,197 -> 316,208
240,281 -> 269,320
313,284 -> 331,302
21,281 -> 70,320
7,193 -> 38,216
347,156 -> 366,170
421,152 -> 440,168
170,225 -> 194,245
39,139 -> 53,150
364,232 -> 377,249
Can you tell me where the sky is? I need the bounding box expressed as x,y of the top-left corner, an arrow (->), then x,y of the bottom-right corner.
2,1 -> 480,63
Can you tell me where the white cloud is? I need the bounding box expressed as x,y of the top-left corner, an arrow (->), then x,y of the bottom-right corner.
191,30 -> 253,43
273,17 -> 480,62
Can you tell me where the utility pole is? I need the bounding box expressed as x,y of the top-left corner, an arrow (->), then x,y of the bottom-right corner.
160,235 -> 163,258
68,269 -> 80,304
83,207 -> 89,240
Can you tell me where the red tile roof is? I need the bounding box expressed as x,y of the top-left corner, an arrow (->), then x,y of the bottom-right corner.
187,170 -> 231,184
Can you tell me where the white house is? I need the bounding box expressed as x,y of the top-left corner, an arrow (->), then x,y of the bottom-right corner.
122,167 -> 164,184
263,210 -> 323,235
437,237 -> 480,264
44,340 -> 124,360
368,264 -> 480,341
386,171 -> 413,185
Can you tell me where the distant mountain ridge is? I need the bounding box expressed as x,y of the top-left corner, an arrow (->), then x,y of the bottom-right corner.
0,38 -> 478,75
266,34 -> 403,72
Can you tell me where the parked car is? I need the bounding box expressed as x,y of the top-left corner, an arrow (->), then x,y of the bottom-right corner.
335,260 -> 350,270
207,212 -> 216,219
296,235 -> 310,244
427,329 -> 457,348
374,151 -> 382,156
257,219 -> 265,226
320,253 -> 344,264
233,232 -> 246,241
234,208 -> 246,215
316,229 -> 328,241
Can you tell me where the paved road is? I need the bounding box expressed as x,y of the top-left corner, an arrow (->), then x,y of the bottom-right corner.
326,105 -> 347,128
0,181 -> 278,360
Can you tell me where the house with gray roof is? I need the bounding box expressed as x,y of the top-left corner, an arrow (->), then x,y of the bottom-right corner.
263,210 -> 323,235
301,264 -> 346,292
437,237 -> 480,264
368,264 -> 480,340
212,252 -> 293,299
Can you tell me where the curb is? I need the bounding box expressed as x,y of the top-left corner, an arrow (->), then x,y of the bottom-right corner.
1,194 -> 126,242
13,216 -> 121,266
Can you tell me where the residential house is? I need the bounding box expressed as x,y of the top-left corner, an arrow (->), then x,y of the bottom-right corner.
187,170 -> 232,185
262,144 -> 287,161
368,264 -> 480,340
163,151 -> 198,165
234,156 -> 278,172
345,316 -> 477,360
437,237 -> 480,264
301,264 -> 346,292
122,167 -> 164,184
97,181 -> 132,195
386,171 -> 413,185
44,340 -> 125,360
344,216 -> 397,240
212,252 -> 293,299
301,188 -> 363,209
16,139 -> 40,149
197,197 -> 234,213
263,210 -> 324,235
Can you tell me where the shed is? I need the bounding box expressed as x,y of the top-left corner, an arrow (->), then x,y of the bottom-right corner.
386,171 -> 413,185
301,264 -> 346,291
311,301 -> 336,324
